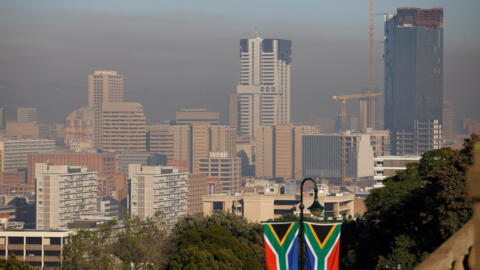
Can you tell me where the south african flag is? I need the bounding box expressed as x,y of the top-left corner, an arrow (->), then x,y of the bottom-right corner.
304,222 -> 341,270
263,222 -> 299,270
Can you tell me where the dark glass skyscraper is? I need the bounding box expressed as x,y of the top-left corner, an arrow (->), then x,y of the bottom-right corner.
384,8 -> 444,154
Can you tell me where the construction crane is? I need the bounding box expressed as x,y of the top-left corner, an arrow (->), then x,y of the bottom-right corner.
332,92 -> 382,131
332,92 -> 382,187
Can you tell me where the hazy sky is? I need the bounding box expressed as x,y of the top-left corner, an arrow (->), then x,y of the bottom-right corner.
0,0 -> 479,124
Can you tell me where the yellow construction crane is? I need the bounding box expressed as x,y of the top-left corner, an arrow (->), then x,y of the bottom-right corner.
332,92 -> 382,131
332,92 -> 382,187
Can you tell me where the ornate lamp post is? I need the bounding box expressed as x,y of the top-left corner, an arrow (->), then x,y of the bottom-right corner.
299,177 -> 324,270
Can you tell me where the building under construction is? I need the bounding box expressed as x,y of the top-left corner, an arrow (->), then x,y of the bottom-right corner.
384,7 -> 444,155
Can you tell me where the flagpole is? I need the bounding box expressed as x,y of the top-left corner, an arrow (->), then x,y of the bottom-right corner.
299,177 -> 324,270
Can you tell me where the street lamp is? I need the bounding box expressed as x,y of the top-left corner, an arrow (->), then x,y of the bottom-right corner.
299,177 -> 324,270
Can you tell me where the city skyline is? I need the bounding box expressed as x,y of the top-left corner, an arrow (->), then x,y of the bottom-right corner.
1,1 -> 479,125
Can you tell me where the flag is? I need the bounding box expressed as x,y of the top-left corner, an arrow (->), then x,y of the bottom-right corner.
304,222 -> 341,270
263,222 -> 299,270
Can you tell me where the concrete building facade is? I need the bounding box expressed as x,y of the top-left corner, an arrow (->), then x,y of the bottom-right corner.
128,164 -> 188,228
255,124 -> 320,180
188,175 -> 221,215
88,70 -> 124,148
27,152 -> 117,194
235,36 -> 292,137
0,230 -> 70,268
35,164 -> 98,230
16,107 -> 37,123
101,102 -> 146,152
64,106 -> 95,151
302,133 -> 374,181
202,192 -> 355,222
175,108 -> 220,125
373,155 -> 421,187
0,139 -> 55,173
199,152 -> 242,193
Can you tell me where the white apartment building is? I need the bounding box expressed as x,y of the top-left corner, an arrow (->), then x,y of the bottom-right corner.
0,139 -> 55,173
235,36 -> 292,137
373,155 -> 421,187
35,164 -> 98,230
128,164 -> 188,229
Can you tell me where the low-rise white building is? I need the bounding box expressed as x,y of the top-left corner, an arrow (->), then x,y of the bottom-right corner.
0,229 -> 70,268
373,155 -> 421,187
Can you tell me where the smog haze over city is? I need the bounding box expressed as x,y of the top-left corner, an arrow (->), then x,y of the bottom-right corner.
0,0 -> 479,123
1,0 -> 480,269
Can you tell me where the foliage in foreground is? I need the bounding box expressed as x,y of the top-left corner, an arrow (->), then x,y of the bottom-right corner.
0,256 -> 35,270
340,134 -> 478,270
167,213 -> 264,269
62,212 -> 263,270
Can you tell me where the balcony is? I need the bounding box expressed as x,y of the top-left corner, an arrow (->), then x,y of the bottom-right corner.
7,244 -> 24,250
44,245 -> 62,251
25,256 -> 42,262
25,244 -> 42,250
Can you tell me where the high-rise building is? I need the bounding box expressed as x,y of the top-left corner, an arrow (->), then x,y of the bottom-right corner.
384,8 -> 443,154
254,124 -> 320,180
442,101 -> 454,144
302,134 -> 374,183
210,125 -> 236,157
175,108 -> 220,125
234,36 -> 292,137
198,152 -> 242,193
64,106 -> 95,150
128,164 -> 188,229
146,124 -> 193,171
255,126 -> 275,178
0,139 -> 55,173
16,107 -> 37,123
171,125 -> 192,171
35,163 -> 98,229
228,93 -> 239,129
101,102 -> 146,152
147,123 -> 174,158
191,123 -> 210,174
394,119 -> 442,155
88,70 -> 124,148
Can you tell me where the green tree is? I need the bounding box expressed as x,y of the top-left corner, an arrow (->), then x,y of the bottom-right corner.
375,235 -> 421,270
0,256 -> 35,270
62,220 -> 117,270
168,224 -> 260,270
113,211 -> 167,270
340,134 -> 479,270
167,213 -> 263,269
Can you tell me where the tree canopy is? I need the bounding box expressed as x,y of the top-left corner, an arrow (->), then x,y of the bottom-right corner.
340,134 -> 478,269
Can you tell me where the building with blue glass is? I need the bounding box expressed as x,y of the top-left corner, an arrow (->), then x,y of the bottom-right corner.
384,8 -> 443,155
